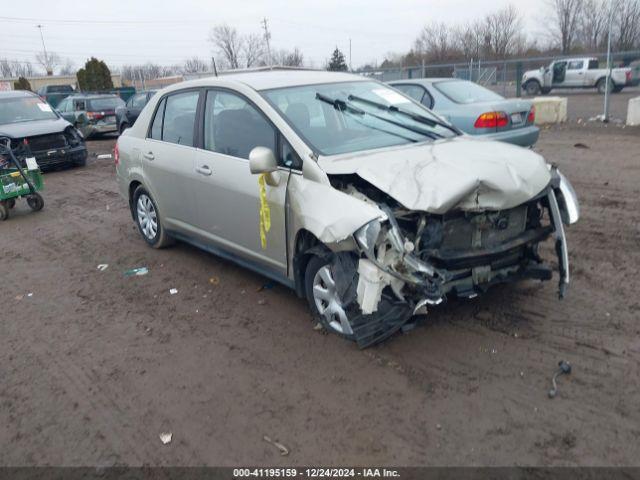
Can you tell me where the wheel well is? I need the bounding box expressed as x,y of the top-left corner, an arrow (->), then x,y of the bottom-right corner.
524,79 -> 540,87
128,181 -> 142,218
292,229 -> 325,298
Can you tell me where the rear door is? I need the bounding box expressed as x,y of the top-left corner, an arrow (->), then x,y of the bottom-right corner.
192,88 -> 289,274
141,90 -> 200,233
564,60 -> 586,87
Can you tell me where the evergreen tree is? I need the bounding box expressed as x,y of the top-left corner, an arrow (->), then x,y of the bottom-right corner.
77,57 -> 114,92
327,47 -> 348,71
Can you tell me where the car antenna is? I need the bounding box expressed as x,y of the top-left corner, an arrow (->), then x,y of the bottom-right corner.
211,57 -> 218,77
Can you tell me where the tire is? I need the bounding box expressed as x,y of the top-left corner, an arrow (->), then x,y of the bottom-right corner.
613,86 -> 623,93
0,202 -> 8,221
132,186 -> 173,248
524,80 -> 541,96
304,254 -> 355,341
75,153 -> 87,167
26,193 -> 44,212
541,87 -> 552,95
597,78 -> 614,95
119,122 -> 129,135
7,198 -> 15,209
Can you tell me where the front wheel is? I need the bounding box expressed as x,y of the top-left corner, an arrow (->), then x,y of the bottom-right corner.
0,202 -> 9,221
524,81 -> 541,96
305,254 -> 355,340
26,193 -> 44,212
132,186 -> 173,248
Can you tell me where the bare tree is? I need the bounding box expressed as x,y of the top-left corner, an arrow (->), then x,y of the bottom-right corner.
182,57 -> 209,74
455,20 -> 486,59
35,51 -> 61,74
414,22 -> 458,62
209,24 -> 242,69
242,33 -> 265,68
59,59 -> 76,76
577,0 -> 608,51
483,5 -> 523,58
613,0 -> 640,51
272,47 -> 304,67
0,58 -> 13,77
545,0 -> 583,53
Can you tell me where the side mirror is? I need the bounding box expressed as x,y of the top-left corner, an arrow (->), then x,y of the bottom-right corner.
249,146 -> 280,186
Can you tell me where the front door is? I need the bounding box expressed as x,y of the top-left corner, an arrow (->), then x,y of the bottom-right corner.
192,89 -> 288,274
141,90 -> 200,233
552,61 -> 567,86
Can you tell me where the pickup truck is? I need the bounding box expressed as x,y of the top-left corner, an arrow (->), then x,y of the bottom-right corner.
522,57 -> 636,96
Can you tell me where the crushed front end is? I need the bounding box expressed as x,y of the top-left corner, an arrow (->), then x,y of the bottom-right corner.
328,167 -> 578,347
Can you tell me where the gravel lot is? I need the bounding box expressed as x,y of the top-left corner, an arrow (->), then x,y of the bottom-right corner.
1,120 -> 639,466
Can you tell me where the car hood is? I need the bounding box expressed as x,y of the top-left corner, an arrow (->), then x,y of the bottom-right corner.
318,136 -> 551,214
0,117 -> 71,138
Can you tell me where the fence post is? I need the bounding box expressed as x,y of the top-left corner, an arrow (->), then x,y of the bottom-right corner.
516,62 -> 522,97
421,59 -> 425,78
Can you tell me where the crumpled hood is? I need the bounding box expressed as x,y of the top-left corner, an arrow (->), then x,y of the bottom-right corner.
0,117 -> 71,139
318,137 -> 551,214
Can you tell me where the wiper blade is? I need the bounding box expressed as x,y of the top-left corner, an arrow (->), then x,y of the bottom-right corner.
316,93 -> 439,140
315,93 -> 417,143
347,94 -> 460,134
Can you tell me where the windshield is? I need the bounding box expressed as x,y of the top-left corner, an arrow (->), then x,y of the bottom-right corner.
262,81 -> 456,156
0,96 -> 59,125
87,97 -> 125,111
434,80 -> 504,104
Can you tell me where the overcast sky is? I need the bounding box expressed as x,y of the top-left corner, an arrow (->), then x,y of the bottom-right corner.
0,0 -> 543,72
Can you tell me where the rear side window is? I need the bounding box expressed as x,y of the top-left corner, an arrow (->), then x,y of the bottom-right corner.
588,59 -> 599,69
162,91 -> 199,146
150,98 -> 165,140
393,84 -> 425,103
567,60 -> 584,70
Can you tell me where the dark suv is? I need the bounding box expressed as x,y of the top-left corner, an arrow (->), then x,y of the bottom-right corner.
56,94 -> 125,139
0,90 -> 87,169
116,90 -> 156,134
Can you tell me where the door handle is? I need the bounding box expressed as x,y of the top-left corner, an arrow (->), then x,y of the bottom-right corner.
143,151 -> 154,160
196,165 -> 212,176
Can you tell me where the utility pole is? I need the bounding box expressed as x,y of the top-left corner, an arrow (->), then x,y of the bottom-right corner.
261,17 -> 272,69
36,24 -> 52,75
211,57 -> 218,77
603,0 -> 614,123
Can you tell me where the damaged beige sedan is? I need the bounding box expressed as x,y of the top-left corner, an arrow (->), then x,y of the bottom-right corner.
115,71 -> 579,348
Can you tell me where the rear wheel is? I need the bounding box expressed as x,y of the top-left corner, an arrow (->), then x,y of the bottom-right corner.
133,186 -> 173,248
524,80 -> 541,96
305,254 -> 355,340
597,78 -> 614,94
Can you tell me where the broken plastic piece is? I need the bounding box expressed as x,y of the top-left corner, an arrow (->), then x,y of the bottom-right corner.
159,432 -> 172,444
356,259 -> 388,314
97,264 -> 109,271
169,288 -> 178,295
124,267 -> 148,276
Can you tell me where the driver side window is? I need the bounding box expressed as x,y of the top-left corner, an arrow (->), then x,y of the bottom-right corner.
203,89 -> 276,160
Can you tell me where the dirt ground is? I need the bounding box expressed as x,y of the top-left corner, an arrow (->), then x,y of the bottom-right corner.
1,120 -> 640,467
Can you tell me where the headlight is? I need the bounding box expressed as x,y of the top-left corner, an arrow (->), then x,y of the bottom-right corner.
354,219 -> 381,258
556,169 -> 580,225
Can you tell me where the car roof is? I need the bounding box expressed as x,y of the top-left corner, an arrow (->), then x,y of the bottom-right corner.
164,70 -> 367,92
389,78 -> 460,85
0,90 -> 39,99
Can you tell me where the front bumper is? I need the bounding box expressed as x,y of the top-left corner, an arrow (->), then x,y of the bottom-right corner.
481,125 -> 540,147
32,144 -> 88,169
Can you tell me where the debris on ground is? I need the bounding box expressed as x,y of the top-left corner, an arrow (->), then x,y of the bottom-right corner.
159,432 -> 172,445
257,281 -> 276,292
548,360 -> 572,398
263,435 -> 289,456
96,154 -> 113,160
97,264 -> 109,271
15,295 -> 23,301
574,143 -> 589,149
124,267 -> 148,277
169,288 -> 178,295
313,322 -> 324,331
208,276 -> 220,286
258,299 -> 266,305
27,293 -> 33,297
